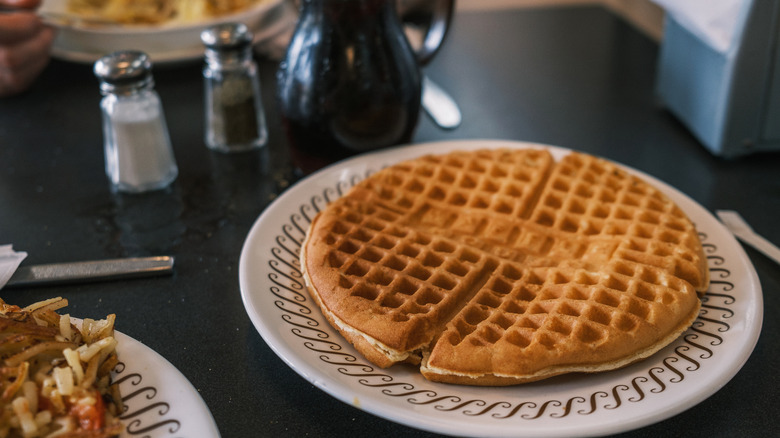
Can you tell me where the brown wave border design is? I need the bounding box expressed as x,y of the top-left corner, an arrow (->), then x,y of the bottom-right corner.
111,362 -> 183,437
268,172 -> 736,421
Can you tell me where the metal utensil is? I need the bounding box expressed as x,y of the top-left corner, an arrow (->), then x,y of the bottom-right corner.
717,210 -> 780,266
4,256 -> 175,288
422,75 -> 462,129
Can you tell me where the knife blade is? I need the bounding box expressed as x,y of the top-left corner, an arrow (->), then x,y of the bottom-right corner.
4,256 -> 175,288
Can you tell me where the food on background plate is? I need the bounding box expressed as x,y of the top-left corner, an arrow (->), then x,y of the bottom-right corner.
0,297 -> 123,437
301,148 -> 709,386
66,0 -> 270,25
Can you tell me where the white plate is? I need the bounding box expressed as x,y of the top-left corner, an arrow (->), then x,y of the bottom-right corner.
238,140 -> 763,437
112,330 -> 220,437
41,0 -> 286,63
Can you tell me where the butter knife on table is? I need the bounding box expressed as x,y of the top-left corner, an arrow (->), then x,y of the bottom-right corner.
4,256 -> 175,288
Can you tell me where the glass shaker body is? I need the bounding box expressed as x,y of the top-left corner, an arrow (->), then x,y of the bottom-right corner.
202,23 -> 268,153
95,51 -> 178,193
277,0 -> 422,174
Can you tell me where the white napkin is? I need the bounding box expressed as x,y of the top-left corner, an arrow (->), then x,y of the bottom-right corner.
0,245 -> 27,289
651,0 -> 747,54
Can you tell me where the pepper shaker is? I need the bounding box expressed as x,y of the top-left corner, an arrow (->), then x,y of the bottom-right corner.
201,22 -> 268,153
94,50 -> 178,193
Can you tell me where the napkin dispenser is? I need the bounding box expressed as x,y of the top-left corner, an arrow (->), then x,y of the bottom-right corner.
655,0 -> 780,158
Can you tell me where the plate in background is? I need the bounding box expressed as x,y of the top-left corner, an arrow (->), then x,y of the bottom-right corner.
41,0 -> 287,63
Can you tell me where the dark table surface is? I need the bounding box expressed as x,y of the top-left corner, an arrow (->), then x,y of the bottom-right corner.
1,5 -> 778,437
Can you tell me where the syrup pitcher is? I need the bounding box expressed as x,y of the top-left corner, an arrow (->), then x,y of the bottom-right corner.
277,0 -> 455,174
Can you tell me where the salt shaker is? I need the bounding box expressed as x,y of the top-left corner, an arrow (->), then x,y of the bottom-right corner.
201,22 -> 268,153
94,51 -> 178,193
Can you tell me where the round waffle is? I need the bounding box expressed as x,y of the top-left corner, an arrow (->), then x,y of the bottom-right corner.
301,148 -> 709,386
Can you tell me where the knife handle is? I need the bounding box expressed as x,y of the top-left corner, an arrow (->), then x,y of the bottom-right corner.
5,256 -> 175,288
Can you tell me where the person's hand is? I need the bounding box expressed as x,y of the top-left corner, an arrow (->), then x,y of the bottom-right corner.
0,0 -> 55,97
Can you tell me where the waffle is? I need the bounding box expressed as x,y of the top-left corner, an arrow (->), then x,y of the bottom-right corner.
301,148 -> 709,385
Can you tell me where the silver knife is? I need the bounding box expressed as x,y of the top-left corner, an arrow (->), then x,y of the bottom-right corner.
5,256 -> 175,288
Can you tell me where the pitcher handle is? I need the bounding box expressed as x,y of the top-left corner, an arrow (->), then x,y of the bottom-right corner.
400,0 -> 455,66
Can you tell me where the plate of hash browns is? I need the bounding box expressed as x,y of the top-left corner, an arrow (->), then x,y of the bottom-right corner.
40,0 -> 287,63
1,297 -> 219,438
239,140 -> 763,437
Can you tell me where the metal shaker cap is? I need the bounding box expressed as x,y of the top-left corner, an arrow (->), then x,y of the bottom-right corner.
94,50 -> 154,94
201,22 -> 253,51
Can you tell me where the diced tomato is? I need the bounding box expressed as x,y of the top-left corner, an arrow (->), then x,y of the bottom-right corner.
69,391 -> 106,431
37,394 -> 53,412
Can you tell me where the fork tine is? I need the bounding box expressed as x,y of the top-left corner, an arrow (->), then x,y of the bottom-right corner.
716,210 -> 753,233
717,209 -> 780,266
